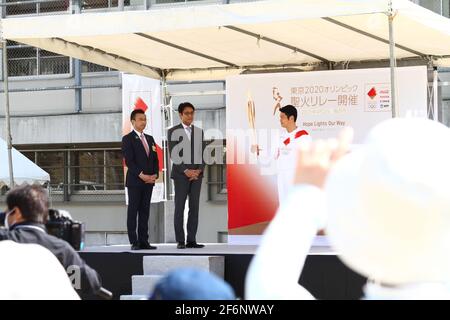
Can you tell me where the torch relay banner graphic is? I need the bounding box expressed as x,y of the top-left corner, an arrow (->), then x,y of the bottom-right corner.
226,66 -> 427,243
122,74 -> 165,203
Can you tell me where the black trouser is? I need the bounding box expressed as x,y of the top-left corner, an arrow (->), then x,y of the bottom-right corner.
173,177 -> 202,243
127,185 -> 154,245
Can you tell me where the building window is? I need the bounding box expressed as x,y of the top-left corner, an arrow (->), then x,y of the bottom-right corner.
205,140 -> 227,201
39,50 -> 70,75
70,150 -> 105,191
7,44 -> 37,77
16,146 -> 124,201
81,0 -> 130,10
207,163 -> 227,201
105,150 -> 124,189
152,0 -> 223,7
416,0 -> 450,17
82,61 -> 115,73
155,0 -> 206,3
7,41 -> 70,77
7,41 -> 114,76
5,0 -> 69,16
36,151 -> 65,190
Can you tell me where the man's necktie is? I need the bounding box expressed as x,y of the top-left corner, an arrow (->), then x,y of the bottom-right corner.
140,133 -> 150,157
186,126 -> 192,140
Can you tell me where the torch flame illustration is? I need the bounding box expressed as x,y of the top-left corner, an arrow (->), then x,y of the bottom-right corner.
272,86 -> 283,115
247,91 -> 259,156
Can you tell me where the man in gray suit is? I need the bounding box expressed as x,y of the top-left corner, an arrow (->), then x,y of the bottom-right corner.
168,102 -> 205,249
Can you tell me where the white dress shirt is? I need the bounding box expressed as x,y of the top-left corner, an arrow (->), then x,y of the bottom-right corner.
134,129 -> 150,153
182,123 -> 192,141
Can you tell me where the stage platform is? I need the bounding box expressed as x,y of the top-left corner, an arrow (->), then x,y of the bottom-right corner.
79,243 -> 367,300
82,243 -> 337,255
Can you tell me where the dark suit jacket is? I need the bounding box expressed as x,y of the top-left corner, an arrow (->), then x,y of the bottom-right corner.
167,123 -> 205,180
122,130 -> 159,187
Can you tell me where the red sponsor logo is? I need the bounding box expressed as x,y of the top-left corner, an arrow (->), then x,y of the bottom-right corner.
134,97 -> 148,112
367,87 -> 377,100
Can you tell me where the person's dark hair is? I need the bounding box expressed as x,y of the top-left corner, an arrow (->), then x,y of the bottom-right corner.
6,184 -> 49,224
178,102 -> 195,114
279,105 -> 297,122
130,109 -> 145,121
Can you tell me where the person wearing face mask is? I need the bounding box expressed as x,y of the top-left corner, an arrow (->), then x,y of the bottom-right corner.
0,184 -> 102,299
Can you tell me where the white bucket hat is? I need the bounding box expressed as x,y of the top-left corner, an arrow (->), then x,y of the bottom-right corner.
325,118 -> 450,285
0,241 -> 80,300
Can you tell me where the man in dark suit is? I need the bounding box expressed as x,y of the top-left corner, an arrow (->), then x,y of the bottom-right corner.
122,109 -> 159,250
168,102 -> 205,249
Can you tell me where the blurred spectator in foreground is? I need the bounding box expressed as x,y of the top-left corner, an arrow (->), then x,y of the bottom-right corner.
245,118 -> 450,300
150,268 -> 235,300
0,184 -> 102,298
0,240 -> 79,300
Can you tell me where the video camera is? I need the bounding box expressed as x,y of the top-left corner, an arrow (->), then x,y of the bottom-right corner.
0,209 -> 85,251
0,213 -> 5,227
46,209 -> 85,251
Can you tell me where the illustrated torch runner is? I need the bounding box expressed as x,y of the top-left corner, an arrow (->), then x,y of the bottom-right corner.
247,92 -> 260,156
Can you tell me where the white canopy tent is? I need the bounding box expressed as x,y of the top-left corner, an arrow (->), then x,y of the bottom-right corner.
0,138 -> 50,188
1,0 -> 449,184
1,0 -> 449,81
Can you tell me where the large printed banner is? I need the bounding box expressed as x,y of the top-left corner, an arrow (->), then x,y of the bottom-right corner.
226,66 -> 427,243
122,74 -> 165,203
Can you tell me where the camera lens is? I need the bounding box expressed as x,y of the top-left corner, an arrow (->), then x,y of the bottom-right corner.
0,212 -> 6,226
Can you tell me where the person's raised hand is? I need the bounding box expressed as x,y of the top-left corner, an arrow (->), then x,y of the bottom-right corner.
293,127 -> 353,189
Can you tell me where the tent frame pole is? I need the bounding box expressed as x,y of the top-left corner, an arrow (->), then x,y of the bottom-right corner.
433,67 -> 439,121
161,71 -> 170,202
388,2 -> 397,118
2,39 -> 14,188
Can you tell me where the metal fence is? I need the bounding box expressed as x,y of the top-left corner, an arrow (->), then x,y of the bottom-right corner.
0,146 -> 126,202
4,0 -> 69,16
2,0 -> 449,17
6,41 -> 71,76
5,40 -> 113,77
0,140 -> 228,203
2,0 -> 224,17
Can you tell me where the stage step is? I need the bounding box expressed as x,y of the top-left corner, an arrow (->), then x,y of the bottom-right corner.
119,295 -> 148,300
132,275 -> 164,296
123,255 -> 225,299
143,255 -> 224,278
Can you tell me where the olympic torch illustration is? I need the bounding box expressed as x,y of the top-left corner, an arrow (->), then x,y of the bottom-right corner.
247,91 -> 260,156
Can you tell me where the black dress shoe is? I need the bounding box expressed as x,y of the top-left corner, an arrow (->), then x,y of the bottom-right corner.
177,242 -> 186,249
186,242 -> 205,249
131,244 -> 140,250
140,243 -> 157,250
